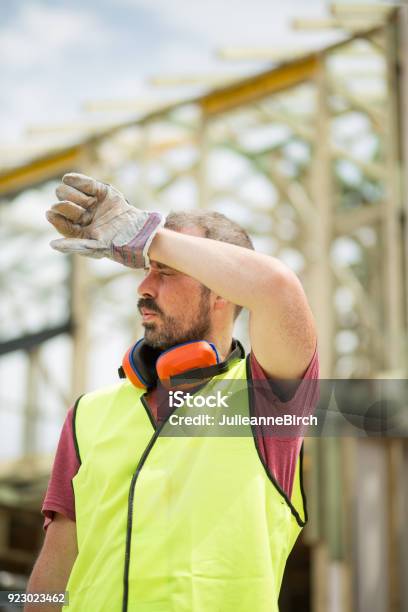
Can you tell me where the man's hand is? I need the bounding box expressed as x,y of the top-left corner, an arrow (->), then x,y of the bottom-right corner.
46,173 -> 164,268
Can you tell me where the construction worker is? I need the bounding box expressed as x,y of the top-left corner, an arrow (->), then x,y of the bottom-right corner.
26,173 -> 319,612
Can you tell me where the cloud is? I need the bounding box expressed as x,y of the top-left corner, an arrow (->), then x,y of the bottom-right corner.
121,0 -> 333,48
0,2 -> 123,141
0,3 -> 117,69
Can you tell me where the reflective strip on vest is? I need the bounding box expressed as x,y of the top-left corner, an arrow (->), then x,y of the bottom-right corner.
65,356 -> 307,612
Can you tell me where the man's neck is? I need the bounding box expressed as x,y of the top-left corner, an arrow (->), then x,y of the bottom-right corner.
205,336 -> 234,363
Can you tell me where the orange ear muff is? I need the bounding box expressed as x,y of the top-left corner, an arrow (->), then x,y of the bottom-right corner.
156,341 -> 219,389
119,339 -> 244,390
121,343 -> 147,389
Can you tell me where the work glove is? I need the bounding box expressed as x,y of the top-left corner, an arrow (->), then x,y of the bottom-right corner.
46,173 -> 164,268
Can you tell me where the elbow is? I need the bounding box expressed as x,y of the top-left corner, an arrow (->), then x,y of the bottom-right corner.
259,264 -> 302,303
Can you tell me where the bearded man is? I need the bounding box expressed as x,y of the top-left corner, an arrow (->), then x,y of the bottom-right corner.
26,173 -> 319,612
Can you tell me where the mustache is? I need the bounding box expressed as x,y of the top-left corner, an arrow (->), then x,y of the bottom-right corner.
137,297 -> 164,317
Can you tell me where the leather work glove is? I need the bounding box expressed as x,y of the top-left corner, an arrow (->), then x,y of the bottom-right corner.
46,173 -> 164,268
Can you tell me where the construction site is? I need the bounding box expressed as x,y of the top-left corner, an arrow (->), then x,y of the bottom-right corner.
1,2 -> 408,611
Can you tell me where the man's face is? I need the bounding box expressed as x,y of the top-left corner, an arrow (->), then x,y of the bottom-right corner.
137,229 -> 212,350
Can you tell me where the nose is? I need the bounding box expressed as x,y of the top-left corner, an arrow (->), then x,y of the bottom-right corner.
137,269 -> 159,298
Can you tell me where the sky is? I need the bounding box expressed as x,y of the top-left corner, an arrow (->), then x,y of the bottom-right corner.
0,0 -> 349,147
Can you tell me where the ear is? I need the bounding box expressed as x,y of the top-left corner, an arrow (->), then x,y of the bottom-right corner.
213,295 -> 229,311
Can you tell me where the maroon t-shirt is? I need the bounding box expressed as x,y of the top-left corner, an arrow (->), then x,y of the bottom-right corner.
42,347 -> 319,528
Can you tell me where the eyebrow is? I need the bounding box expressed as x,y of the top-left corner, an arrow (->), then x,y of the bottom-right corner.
150,261 -> 174,271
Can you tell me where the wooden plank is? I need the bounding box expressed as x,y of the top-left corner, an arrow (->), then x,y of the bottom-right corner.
401,441 -> 408,612
309,59 -> 333,612
292,17 -> 383,31
355,440 -> 389,612
70,256 -> 90,403
388,440 -> 405,612
382,21 -> 404,372
399,5 -> 408,360
330,3 -> 398,17
218,46 -> 311,61
196,117 -> 209,210
23,348 -> 40,456
309,60 -> 334,378
0,509 -> 9,553
334,204 -> 383,235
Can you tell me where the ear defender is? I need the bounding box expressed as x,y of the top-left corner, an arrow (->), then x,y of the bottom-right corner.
119,338 -> 245,391
120,339 -> 162,389
156,341 -> 219,389
121,345 -> 144,389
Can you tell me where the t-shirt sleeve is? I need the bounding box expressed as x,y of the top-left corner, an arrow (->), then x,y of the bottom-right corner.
249,344 -> 320,499
41,406 -> 80,529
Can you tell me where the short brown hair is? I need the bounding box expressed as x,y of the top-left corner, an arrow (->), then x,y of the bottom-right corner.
165,210 -> 254,319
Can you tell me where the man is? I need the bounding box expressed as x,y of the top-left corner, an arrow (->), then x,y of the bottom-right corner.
26,173 -> 319,612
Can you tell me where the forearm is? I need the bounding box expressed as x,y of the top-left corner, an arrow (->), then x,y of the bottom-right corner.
24,515 -> 77,612
149,228 -> 292,311
24,557 -> 66,612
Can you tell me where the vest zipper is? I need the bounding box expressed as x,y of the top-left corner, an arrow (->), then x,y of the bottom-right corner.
121,415 -> 168,612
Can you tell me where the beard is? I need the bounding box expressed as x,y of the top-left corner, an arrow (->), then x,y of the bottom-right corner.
138,287 -> 212,350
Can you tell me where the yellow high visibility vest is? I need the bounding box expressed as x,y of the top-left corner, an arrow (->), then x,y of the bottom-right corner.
65,357 -> 307,611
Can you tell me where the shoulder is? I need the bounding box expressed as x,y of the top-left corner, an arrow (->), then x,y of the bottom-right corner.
74,380 -> 139,418
77,381 -> 129,406
73,381 -> 137,449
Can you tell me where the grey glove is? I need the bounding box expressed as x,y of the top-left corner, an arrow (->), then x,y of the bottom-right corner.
46,173 -> 164,268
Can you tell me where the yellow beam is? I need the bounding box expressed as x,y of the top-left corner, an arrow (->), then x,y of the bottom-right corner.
0,146 -> 83,197
200,56 -> 318,116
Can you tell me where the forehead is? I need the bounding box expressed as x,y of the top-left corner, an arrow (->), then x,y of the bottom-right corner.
176,225 -> 205,238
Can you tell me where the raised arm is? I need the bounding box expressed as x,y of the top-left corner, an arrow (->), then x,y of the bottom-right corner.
148,228 -> 317,379
46,173 -> 316,380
